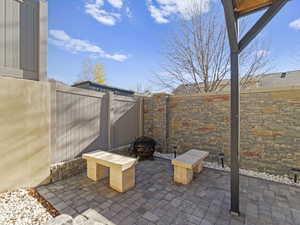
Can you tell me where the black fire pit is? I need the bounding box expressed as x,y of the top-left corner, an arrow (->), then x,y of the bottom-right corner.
129,136 -> 156,160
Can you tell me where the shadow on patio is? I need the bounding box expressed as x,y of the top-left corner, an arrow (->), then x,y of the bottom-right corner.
38,159 -> 300,225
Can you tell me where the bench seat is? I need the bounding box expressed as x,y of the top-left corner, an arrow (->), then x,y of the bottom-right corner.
83,151 -> 138,192
172,149 -> 209,184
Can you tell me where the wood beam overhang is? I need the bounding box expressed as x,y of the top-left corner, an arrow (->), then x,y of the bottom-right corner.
234,0 -> 274,16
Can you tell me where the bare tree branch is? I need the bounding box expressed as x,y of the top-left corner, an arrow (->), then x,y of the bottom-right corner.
154,4 -> 270,94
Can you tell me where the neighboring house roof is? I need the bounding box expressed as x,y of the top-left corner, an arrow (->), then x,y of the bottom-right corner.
48,78 -> 68,86
257,70 -> 300,89
72,81 -> 135,96
173,70 -> 300,95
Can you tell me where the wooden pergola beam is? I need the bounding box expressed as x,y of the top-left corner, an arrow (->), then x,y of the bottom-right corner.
234,0 -> 274,15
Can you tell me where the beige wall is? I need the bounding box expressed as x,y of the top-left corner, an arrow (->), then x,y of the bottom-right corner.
0,77 -> 142,192
0,77 -> 50,192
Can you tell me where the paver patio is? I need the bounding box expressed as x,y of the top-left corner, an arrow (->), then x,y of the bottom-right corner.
38,159 -> 300,225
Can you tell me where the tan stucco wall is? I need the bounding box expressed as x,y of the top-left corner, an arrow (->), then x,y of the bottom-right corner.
0,77 -> 50,192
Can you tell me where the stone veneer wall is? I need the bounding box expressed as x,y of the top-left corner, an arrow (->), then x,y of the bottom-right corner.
49,145 -> 130,183
144,87 -> 300,175
50,158 -> 87,183
143,93 -> 169,151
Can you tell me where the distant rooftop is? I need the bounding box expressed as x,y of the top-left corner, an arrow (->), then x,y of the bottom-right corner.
257,70 -> 300,89
72,81 -> 135,97
173,70 -> 300,95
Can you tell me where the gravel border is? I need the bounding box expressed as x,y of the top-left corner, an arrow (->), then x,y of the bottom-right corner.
0,189 -> 54,225
154,152 -> 300,187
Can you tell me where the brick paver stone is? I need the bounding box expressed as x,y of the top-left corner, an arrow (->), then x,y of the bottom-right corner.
39,159 -> 300,225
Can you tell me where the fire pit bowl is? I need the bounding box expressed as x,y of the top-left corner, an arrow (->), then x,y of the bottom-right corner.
129,136 -> 157,160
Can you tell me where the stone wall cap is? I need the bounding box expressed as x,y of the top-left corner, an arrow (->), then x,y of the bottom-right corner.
152,93 -> 172,97
170,85 -> 300,99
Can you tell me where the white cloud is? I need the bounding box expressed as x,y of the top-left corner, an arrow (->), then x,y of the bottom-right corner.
49,30 -> 70,41
126,7 -> 133,18
107,0 -> 123,8
49,30 -> 129,62
85,0 -> 121,26
146,0 -> 211,24
148,4 -> 170,23
289,18 -> 300,30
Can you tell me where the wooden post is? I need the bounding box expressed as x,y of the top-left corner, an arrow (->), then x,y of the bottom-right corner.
230,50 -> 240,215
37,0 -> 48,81
222,0 -> 240,215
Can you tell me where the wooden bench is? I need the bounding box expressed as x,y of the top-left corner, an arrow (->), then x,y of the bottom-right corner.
172,149 -> 209,184
82,151 -> 138,193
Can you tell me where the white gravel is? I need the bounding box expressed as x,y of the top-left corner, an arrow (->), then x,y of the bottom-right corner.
0,189 -> 53,225
154,152 -> 300,187
204,161 -> 300,187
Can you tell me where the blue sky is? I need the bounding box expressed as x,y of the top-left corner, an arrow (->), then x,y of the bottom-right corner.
48,0 -> 300,91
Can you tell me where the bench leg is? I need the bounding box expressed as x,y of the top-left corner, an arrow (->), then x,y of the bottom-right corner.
87,160 -> 108,181
174,166 -> 193,184
109,166 -> 135,192
193,161 -> 203,173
